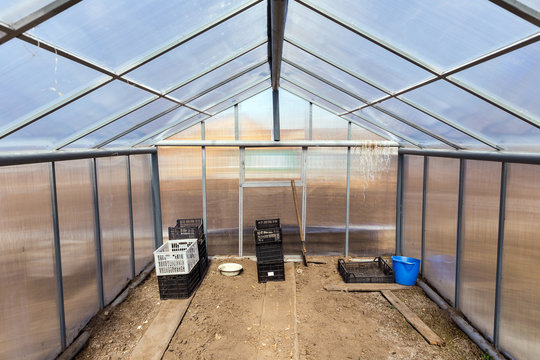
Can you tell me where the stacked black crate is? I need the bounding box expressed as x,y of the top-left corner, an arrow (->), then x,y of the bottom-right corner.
254,218 -> 285,282
169,218 -> 209,281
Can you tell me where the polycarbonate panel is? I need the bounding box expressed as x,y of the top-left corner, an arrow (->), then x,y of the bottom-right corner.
130,155 -> 155,273
206,147 -> 239,255
125,2 -> 267,91
306,147 -> 347,255
245,147 -> 302,181
0,39 -> 101,131
0,163 -> 60,360
153,114 -> 206,144
401,155 -> 424,260
96,157 -> 131,305
158,147 -> 202,240
311,0 -> 538,71
281,62 -> 363,111
349,149 -> 397,256
377,98 -> 491,150
354,107 -> 449,148
243,186 -> 304,256
239,89 -> 272,140
499,163 -> 540,360
519,0 -> 540,10
104,106 -> 196,148
346,113 -> 403,144
67,98 -> 176,149
0,80 -> 151,151
281,79 -> 345,114
204,79 -> 271,116
424,157 -> 459,304
55,159 -> 98,344
402,80 -> 540,151
205,107 -> 235,140
30,0 -> 251,70
349,123 -> 386,142
285,1 -> 432,92
459,160 -> 500,340
312,104 -> 349,140
182,63 -> 270,111
167,122 -> 202,141
455,42 -> 540,121
0,0 -> 54,24
280,90 -> 309,140
283,42 -> 386,102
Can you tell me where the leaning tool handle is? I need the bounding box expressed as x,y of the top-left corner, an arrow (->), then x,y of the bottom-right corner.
291,179 -> 308,266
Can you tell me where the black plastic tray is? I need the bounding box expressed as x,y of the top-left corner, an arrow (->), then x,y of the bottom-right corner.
338,257 -> 394,283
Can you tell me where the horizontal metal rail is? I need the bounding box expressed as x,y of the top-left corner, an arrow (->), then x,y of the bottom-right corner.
399,147 -> 540,165
156,140 -> 398,147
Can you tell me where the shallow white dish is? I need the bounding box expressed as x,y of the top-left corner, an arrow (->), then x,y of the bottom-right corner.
217,263 -> 243,276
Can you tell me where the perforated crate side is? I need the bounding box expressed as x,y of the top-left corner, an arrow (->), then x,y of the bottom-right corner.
255,218 -> 280,230
154,239 -> 199,276
256,242 -> 284,264
254,228 -> 282,244
257,261 -> 285,283
169,225 -> 203,240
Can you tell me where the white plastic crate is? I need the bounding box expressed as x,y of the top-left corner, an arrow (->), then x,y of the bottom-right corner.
154,239 -> 199,276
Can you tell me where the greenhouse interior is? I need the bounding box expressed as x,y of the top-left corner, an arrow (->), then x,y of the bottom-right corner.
1,0 -> 539,359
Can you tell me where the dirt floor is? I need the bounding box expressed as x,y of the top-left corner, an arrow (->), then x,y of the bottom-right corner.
75,257 -> 484,360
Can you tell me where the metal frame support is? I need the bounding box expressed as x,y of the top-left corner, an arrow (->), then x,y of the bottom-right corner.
91,158 -> 104,309
202,122 -> 208,237
50,162 -> 66,350
234,104 -> 239,140
455,158 -> 466,309
126,156 -> 136,279
308,102 -> 313,140
493,162 -> 508,347
270,0 -> 288,89
421,156 -> 428,276
150,152 -> 163,249
345,122 -> 352,256
273,89 -> 280,141
301,146 -> 307,249
239,147 -> 246,256
395,153 -> 404,256
399,147 -> 540,165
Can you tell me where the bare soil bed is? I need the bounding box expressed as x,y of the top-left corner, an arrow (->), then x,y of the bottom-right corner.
75,257 -> 484,360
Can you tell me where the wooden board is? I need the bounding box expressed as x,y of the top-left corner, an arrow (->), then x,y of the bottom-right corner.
381,290 -> 445,346
257,262 -> 299,360
325,283 -> 412,292
130,296 -> 193,360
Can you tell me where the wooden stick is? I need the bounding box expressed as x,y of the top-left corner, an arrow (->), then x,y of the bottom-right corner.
381,290 -> 445,346
291,180 -> 308,266
325,283 -> 412,292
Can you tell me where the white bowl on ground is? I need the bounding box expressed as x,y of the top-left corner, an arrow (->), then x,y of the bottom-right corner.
217,263 -> 243,276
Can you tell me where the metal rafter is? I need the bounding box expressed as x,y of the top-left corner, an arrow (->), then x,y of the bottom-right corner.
489,0 -> 540,27
0,0 -> 262,141
54,40 -> 267,150
284,37 -> 503,150
270,0 -> 288,90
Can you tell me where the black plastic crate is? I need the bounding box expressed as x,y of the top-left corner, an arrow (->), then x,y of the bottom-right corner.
256,242 -> 284,264
257,261 -> 285,283
338,257 -> 394,283
176,218 -> 203,228
169,225 -> 203,240
255,218 -> 280,230
254,227 -> 282,244
197,236 -> 209,279
157,264 -> 201,299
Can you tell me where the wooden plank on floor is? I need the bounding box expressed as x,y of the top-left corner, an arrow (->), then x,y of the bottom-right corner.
130,296 -> 194,360
257,262 -> 298,360
381,290 -> 445,346
325,283 -> 412,292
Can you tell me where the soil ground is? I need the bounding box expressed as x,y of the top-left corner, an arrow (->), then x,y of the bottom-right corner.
74,257 -> 484,360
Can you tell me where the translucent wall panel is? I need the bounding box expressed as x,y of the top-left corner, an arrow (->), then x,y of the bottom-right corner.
424,157 -> 459,304
349,150 -> 397,256
167,123 -> 201,141
96,157 -> 131,305
312,105 -> 348,140
0,163 -> 60,360
245,148 -> 302,181
205,107 -> 235,140
0,0 -> 55,24
55,159 -> 98,345
349,121 -> 390,142
280,90 -> 308,140
499,164 -> 540,360
158,147 -> 202,239
207,147 -> 239,255
306,148 -> 347,255
402,155 -> 424,260
459,160 -> 500,340
130,155 -> 155,273
239,88 -> 272,140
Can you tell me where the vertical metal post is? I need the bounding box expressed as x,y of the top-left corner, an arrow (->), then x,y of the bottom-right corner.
455,159 -> 466,309
239,147 -> 245,256
421,156 -> 428,276
91,158 -> 104,309
395,153 -> 404,256
234,104 -> 239,140
202,121 -> 207,237
308,102 -> 313,140
301,146 -> 307,246
150,152 -> 163,248
50,162 -> 66,350
272,89 -> 280,141
126,156 -> 135,279
345,122 -> 351,257
493,162 -> 508,347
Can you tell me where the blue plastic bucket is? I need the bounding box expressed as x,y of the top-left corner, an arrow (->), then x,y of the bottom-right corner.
391,256 -> 421,286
